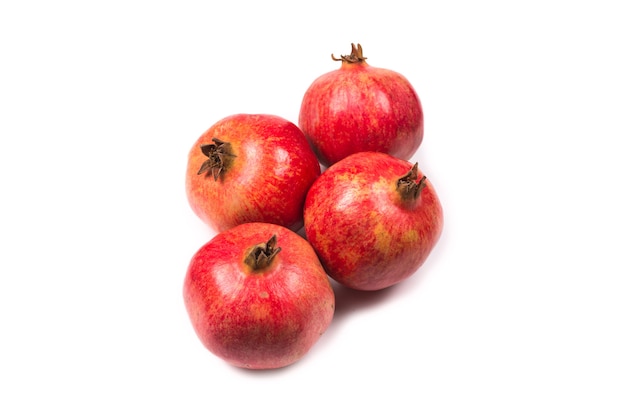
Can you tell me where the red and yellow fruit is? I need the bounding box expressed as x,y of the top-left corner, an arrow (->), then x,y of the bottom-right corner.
304,151 -> 443,291
183,222 -> 335,369
186,113 -> 321,232
299,43 -> 424,166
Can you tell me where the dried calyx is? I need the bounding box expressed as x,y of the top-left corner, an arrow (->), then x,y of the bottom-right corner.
397,163 -> 427,201
332,43 -> 367,63
197,138 -> 236,180
244,235 -> 282,271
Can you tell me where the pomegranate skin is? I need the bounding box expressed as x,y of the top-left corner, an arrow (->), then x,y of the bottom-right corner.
303,152 -> 443,291
299,44 -> 424,166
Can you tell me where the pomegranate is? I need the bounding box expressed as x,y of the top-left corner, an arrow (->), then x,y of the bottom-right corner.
183,222 -> 335,369
298,43 -> 424,166
303,151 -> 443,291
185,114 -> 321,232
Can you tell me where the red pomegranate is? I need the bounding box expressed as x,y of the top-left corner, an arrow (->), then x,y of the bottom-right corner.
299,43 -> 424,166
303,151 -> 443,291
183,222 -> 335,369
185,114 -> 321,232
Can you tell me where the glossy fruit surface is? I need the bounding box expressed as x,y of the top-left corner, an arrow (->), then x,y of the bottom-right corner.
299,43 -> 424,166
303,151 -> 443,291
186,114 -> 321,232
183,222 -> 335,369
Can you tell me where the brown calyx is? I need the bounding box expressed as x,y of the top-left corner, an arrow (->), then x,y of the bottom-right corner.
244,235 -> 282,271
397,163 -> 427,201
331,43 -> 368,63
197,138 -> 236,180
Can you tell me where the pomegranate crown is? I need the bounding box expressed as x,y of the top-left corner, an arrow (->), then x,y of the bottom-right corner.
331,43 -> 367,63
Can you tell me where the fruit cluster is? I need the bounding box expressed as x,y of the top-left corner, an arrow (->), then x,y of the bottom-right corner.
183,44 -> 444,370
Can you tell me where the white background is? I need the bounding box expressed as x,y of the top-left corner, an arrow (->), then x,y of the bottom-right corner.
1,1 -> 625,416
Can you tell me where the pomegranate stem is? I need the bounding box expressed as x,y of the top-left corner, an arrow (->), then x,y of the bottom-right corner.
397,163 -> 427,201
197,138 -> 236,180
244,235 -> 282,271
331,43 -> 367,63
